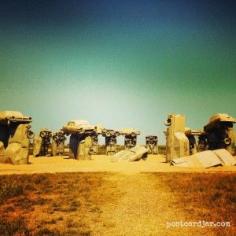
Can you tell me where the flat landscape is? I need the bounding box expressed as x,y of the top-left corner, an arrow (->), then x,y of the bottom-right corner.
0,155 -> 235,175
0,155 -> 235,235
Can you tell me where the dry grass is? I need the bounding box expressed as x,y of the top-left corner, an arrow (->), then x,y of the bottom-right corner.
151,172 -> 236,235
0,173 -> 121,235
0,172 -> 235,235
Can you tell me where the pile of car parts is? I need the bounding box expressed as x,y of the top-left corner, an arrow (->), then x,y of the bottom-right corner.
171,149 -> 236,168
0,111 -> 33,164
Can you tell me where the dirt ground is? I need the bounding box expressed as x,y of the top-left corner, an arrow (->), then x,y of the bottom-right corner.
96,173 -> 235,235
95,173 -> 200,236
0,154 -> 235,175
0,155 -> 235,235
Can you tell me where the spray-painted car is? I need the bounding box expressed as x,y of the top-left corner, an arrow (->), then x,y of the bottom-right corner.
202,113 -> 236,153
0,111 -> 33,164
33,128 -> 52,157
62,120 -> 100,159
145,135 -> 158,154
120,128 -> 140,149
52,130 -> 66,156
101,129 -> 120,155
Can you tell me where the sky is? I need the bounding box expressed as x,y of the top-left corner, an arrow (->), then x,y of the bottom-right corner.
0,0 -> 235,143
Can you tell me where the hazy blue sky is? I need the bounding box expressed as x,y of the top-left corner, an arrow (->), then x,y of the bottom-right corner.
0,0 -> 235,143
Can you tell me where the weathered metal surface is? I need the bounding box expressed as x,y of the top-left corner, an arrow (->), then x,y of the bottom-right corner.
203,113 -> 236,153
213,149 -> 236,166
120,128 -> 140,136
195,151 -> 223,168
52,131 -> 66,156
33,136 -> 42,157
208,113 -> 236,124
146,136 -> 158,154
113,145 -> 148,162
33,129 -> 52,157
5,124 -> 31,164
63,120 -> 99,159
77,136 -> 93,160
62,120 -> 95,134
0,111 -> 32,165
101,129 -> 120,155
0,111 -> 32,123
0,141 -> 7,163
171,149 -> 236,168
120,128 -> 140,149
165,114 -> 189,162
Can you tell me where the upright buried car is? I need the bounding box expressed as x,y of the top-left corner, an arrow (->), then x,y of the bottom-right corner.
33,128 -> 52,157
120,128 -> 140,149
101,129 -> 120,155
0,111 -> 33,164
52,130 -> 66,156
145,135 -> 158,154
